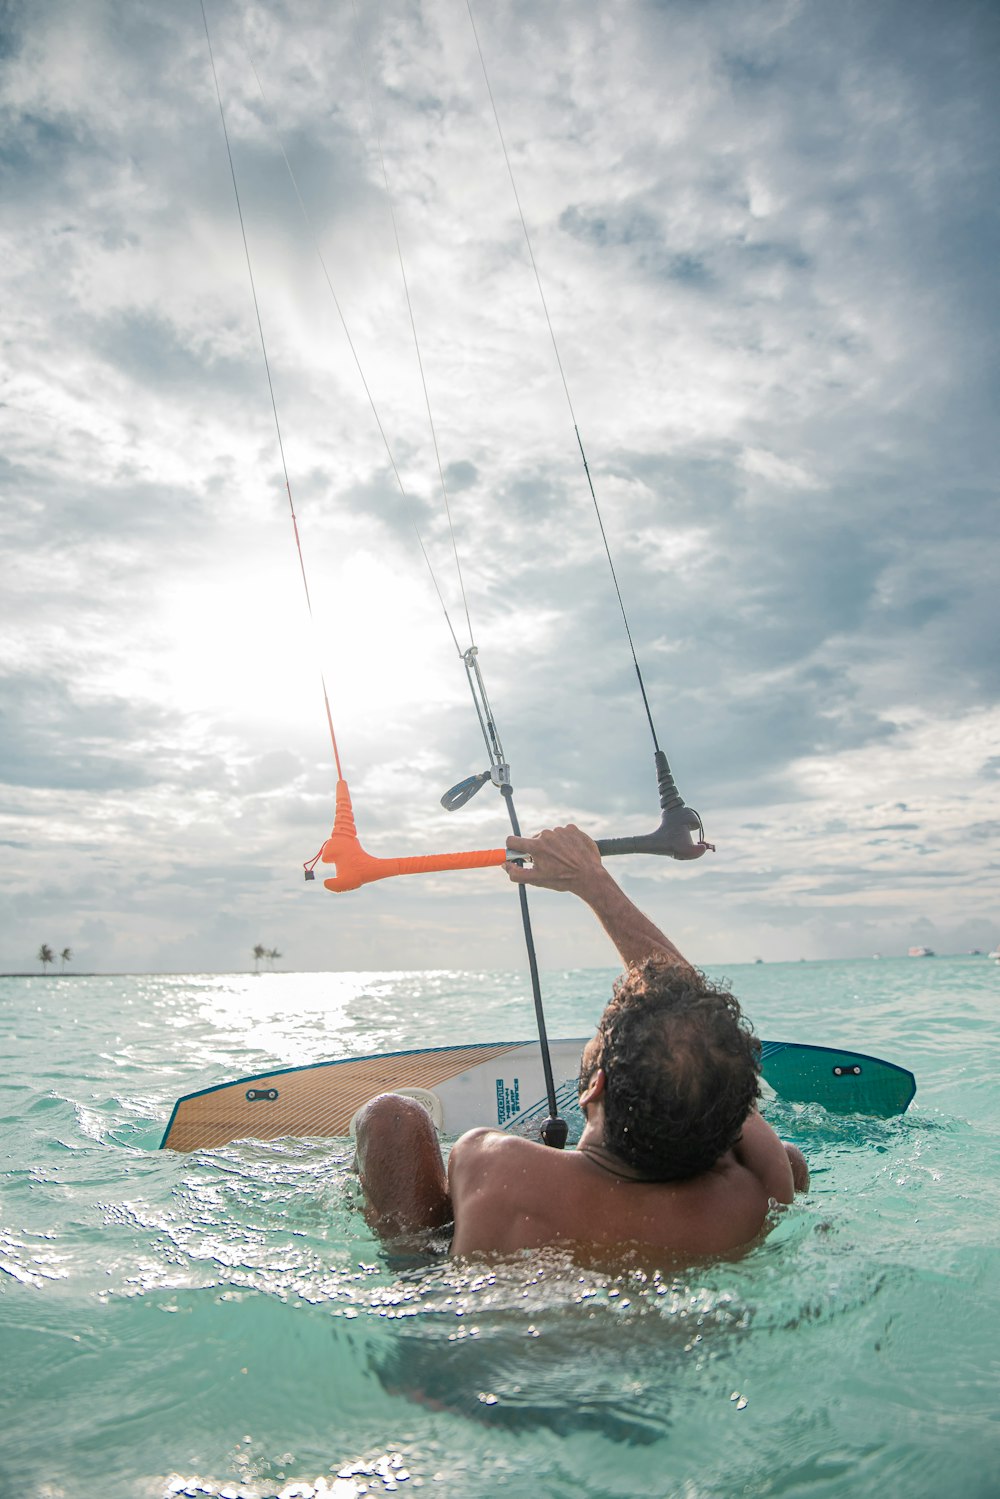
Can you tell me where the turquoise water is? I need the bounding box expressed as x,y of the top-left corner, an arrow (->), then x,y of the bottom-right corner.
1,958 -> 998,1498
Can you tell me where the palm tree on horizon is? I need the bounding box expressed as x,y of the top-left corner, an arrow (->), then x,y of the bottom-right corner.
60,947 -> 72,972
252,943 -> 267,973
38,944 -> 54,973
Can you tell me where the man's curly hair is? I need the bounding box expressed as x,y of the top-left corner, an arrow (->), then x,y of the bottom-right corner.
585,959 -> 761,1181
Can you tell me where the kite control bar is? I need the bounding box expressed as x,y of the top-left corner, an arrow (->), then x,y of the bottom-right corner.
309,752 -> 712,893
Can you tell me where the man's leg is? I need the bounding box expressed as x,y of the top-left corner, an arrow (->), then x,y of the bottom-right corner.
354,1093 -> 452,1240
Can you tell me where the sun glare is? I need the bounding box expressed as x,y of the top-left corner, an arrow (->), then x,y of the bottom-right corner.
195,972 -> 372,1064
156,544 -> 457,742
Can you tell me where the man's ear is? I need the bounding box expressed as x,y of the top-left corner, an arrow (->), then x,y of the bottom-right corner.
579,1066 -> 606,1109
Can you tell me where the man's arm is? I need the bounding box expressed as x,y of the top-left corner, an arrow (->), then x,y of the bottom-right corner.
505,824 -> 691,970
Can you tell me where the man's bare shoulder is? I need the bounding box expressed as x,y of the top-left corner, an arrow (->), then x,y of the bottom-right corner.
447,1129 -> 592,1257
731,1109 -> 799,1203
447,1127 -> 565,1187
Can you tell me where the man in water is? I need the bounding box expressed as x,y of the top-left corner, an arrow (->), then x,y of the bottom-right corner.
354,824 -> 808,1261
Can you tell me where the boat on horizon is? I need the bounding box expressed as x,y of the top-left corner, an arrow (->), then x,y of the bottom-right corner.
908,946 -> 935,958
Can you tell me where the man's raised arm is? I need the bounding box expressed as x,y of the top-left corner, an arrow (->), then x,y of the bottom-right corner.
505,824 -> 692,971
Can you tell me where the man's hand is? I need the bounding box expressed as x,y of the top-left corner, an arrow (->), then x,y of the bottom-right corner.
505,824 -> 605,894
507,822 -> 692,971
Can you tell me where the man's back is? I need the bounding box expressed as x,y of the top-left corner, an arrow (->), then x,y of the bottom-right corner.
447,1108 -> 798,1262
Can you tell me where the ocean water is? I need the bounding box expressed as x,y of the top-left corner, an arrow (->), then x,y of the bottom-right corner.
1,957 -> 998,1499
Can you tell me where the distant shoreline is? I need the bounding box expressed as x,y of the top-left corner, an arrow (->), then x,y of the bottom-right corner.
1,953 -> 994,980
0,971 -> 264,979
0,971 -> 257,979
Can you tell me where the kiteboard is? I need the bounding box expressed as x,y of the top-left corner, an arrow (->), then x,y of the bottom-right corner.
160,1037 -> 916,1152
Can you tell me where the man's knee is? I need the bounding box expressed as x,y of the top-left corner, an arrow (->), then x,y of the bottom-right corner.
354,1092 -> 436,1153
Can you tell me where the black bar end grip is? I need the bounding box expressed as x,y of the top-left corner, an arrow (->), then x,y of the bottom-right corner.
597,803 -> 714,861
654,748 -> 683,811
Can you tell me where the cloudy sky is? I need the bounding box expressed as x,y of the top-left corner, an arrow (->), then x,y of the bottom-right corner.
2,0 -> 998,975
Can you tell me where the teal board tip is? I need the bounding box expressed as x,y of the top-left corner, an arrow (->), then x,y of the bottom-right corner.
759,1040 -> 916,1119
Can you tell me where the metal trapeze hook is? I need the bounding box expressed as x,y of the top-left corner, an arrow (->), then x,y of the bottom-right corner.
440,770 -> 491,810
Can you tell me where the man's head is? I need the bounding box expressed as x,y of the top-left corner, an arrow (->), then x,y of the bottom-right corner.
579,959 -> 761,1181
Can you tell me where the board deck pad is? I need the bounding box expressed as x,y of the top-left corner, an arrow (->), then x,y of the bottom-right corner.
161,1038 -> 916,1151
